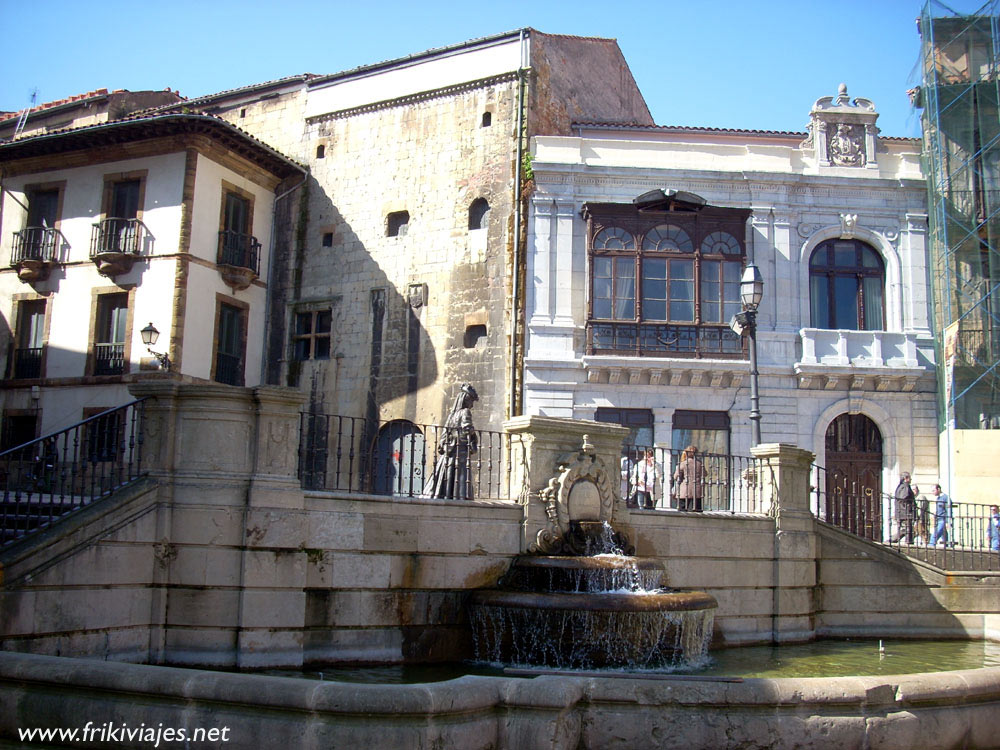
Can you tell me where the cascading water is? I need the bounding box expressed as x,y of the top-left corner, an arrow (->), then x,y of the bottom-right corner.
469,520 -> 717,670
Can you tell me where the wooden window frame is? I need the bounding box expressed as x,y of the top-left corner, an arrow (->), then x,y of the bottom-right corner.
86,286 -> 135,377
211,293 -> 249,386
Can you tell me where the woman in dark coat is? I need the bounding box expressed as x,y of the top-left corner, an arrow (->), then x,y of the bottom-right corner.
424,383 -> 479,500
673,445 -> 706,512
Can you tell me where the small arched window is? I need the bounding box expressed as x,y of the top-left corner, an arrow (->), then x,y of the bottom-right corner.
481,112 -> 492,127
809,239 -> 884,330
468,198 -> 490,230
316,144 -> 326,159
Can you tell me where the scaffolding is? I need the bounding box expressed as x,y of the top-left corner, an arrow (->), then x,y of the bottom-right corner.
920,1 -> 1000,434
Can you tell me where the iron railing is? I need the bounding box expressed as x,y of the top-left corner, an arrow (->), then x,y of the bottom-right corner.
811,464 -> 1000,571
11,227 -> 59,265
11,347 -> 43,379
298,413 -> 514,500
0,399 -> 147,548
94,342 -> 125,376
588,321 -> 746,358
217,230 -> 260,274
214,352 -> 242,386
619,445 -> 769,514
90,218 -> 143,257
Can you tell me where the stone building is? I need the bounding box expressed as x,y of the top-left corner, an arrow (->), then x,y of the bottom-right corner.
0,112 -> 305,442
524,86 -> 937,518
146,30 -> 654,433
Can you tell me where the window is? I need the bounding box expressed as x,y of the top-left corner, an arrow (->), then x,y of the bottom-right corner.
12,300 -> 45,379
809,239 -> 884,330
468,198 -> 490,230
16,187 -> 60,263
322,232 -> 333,247
463,324 -> 487,349
94,293 -> 128,375
387,211 -> 409,237
481,112 -> 492,127
594,408 -> 654,447
218,187 -> 258,273
214,301 -> 246,385
95,179 -> 141,254
316,145 -> 326,159
293,309 -> 332,360
586,204 -> 750,358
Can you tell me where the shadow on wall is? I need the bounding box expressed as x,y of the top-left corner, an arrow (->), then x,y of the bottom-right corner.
266,176 -> 438,427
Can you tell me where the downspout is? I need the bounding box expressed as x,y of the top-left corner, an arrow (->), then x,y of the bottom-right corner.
260,170 -> 308,385
509,30 -> 528,419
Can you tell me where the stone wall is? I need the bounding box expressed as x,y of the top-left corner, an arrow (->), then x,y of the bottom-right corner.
2,382 -> 997,670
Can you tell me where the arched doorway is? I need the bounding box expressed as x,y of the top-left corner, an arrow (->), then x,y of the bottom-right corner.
824,414 -> 882,539
372,421 -> 426,496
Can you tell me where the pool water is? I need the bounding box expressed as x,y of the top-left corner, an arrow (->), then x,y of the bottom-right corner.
266,639 -> 1000,683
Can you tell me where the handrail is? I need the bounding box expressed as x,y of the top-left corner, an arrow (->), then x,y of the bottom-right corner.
0,398 -> 148,548
811,463 -> 999,570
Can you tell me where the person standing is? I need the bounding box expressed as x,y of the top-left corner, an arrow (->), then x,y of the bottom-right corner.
892,472 -> 918,544
630,448 -> 661,510
929,484 -> 954,547
988,505 -> 1000,552
673,445 -> 707,512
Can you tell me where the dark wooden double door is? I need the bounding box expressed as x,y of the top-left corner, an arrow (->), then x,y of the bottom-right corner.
824,414 -> 882,540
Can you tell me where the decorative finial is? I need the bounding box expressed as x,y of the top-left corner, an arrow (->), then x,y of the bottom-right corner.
581,434 -> 594,455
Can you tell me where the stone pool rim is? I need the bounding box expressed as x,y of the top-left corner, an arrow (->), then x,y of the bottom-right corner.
3,650 -> 1000,749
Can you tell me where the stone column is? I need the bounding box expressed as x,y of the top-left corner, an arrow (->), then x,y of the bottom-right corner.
504,415 -> 629,553
249,386 -> 308,508
751,442 -> 817,643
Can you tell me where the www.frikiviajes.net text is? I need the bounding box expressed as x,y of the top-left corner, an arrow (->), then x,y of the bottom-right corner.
18,722 -> 231,746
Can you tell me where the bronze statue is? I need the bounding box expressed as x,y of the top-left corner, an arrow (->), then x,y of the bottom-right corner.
424,383 -> 479,500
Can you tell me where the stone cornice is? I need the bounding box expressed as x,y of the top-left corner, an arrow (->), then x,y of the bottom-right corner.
306,72 -> 520,123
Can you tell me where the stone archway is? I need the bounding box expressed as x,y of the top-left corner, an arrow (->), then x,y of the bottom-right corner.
824,413 -> 883,539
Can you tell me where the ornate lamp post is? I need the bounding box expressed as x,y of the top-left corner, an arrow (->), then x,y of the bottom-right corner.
729,265 -> 764,446
140,322 -> 172,372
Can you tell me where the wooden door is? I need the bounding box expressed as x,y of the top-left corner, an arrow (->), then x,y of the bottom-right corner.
825,414 -> 882,539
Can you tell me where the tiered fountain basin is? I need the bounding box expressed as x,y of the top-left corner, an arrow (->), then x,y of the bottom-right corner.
469,554 -> 718,670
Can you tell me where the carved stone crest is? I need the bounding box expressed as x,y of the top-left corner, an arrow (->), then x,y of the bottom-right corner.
828,123 -> 865,167
803,84 -> 879,169
528,435 -> 623,555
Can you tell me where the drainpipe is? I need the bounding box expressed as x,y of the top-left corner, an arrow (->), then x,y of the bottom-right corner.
509,30 -> 528,419
260,171 -> 308,385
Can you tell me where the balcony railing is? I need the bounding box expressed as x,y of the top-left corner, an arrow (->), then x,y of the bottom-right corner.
215,352 -> 242,386
217,231 -> 260,274
11,227 -> 59,265
588,321 -> 745,358
90,218 -> 143,257
11,347 -> 43,379
94,343 -> 125,376
298,413 -> 515,500
1,399 -> 146,548
810,464 -> 1000,571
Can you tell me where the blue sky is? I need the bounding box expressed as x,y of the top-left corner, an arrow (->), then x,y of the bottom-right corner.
0,0 -> 990,137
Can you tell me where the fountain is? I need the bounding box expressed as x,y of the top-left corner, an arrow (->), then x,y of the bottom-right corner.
469,436 -> 718,670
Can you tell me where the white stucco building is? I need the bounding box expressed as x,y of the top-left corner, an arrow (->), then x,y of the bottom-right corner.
0,113 -> 304,444
524,87 -> 937,511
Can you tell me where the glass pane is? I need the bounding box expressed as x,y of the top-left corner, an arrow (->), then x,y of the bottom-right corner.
316,310 -> 332,332
722,261 -> 741,283
315,337 -> 331,359
27,190 -> 59,227
643,224 -> 692,252
225,193 -> 249,234
810,275 -> 829,328
295,313 -> 312,335
112,180 -> 140,219
644,300 -> 666,320
861,247 -> 881,268
614,295 -> 635,319
862,276 -> 884,330
594,277 -> 612,299
833,242 -> 856,267
669,300 -> 695,321
594,227 -> 635,250
294,338 -> 311,360
670,259 -> 693,281
594,299 -> 612,319
833,276 -> 859,329
669,280 -> 694,300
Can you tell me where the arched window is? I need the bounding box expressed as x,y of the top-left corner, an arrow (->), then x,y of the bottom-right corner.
809,239 -> 884,330
468,197 -> 490,230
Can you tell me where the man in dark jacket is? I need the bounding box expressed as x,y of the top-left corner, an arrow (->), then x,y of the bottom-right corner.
892,472 -> 918,544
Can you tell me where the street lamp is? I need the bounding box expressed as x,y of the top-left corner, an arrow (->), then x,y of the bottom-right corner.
729,265 -> 764,446
140,323 -> 172,372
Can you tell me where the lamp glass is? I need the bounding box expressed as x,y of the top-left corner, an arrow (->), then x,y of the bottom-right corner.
141,323 -> 159,347
740,265 -> 764,310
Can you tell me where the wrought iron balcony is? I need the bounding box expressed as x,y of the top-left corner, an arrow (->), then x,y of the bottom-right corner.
217,231 -> 260,290
11,347 -> 43,379
94,342 -> 125,376
90,218 -> 144,277
214,351 -> 242,386
10,227 -> 60,282
587,321 -> 745,359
